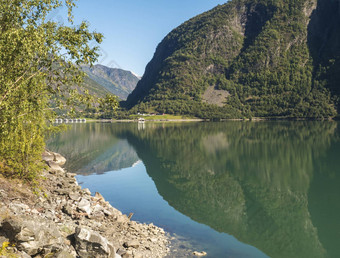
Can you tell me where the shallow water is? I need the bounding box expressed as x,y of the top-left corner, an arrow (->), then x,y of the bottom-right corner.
48,121 -> 340,258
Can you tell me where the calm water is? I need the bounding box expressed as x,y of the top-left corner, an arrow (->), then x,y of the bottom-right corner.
47,121 -> 340,258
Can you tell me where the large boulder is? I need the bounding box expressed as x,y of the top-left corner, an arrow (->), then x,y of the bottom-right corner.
74,227 -> 116,258
43,151 -> 67,167
1,216 -> 65,256
46,161 -> 65,174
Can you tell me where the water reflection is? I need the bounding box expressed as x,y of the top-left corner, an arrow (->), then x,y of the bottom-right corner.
47,123 -> 139,174
48,121 -> 340,258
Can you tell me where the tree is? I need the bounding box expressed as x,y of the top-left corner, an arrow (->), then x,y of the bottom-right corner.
0,0 -> 103,181
99,94 -> 119,119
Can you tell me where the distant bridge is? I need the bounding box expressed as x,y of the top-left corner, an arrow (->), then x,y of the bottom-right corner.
54,118 -> 86,123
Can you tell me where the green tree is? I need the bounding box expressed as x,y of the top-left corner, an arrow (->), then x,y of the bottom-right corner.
99,94 -> 119,119
0,0 -> 103,181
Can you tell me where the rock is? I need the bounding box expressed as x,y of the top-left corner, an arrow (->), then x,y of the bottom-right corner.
133,253 -> 144,258
47,161 -> 65,174
123,240 -> 140,249
17,251 -> 31,258
66,172 -> 77,178
0,150 -> 170,258
121,250 -> 133,258
77,198 -> 92,214
82,188 -> 91,195
55,250 -> 75,258
42,151 -> 55,162
69,192 -> 81,201
55,189 -> 70,195
103,209 -> 113,217
53,153 -> 67,166
95,192 -> 105,201
0,236 -> 9,246
1,216 -> 64,256
193,251 -> 207,256
8,202 -> 30,214
74,227 -> 115,258
62,204 -> 73,216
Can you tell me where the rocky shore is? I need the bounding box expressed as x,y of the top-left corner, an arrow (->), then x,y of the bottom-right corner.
0,151 -> 169,257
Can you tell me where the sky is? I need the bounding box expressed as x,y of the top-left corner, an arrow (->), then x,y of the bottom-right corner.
52,0 -> 227,76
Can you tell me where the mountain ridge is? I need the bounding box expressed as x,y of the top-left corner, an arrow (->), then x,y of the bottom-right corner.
126,0 -> 340,119
82,64 -> 140,100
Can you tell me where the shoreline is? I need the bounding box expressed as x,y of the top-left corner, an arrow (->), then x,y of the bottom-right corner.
83,116 -> 336,124
0,151 -> 170,257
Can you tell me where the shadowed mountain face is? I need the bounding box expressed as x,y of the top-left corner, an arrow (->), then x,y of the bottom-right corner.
126,0 -> 340,118
48,122 -> 340,258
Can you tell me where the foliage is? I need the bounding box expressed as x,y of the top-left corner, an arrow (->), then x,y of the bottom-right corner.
0,0 -> 103,181
0,242 -> 17,257
98,94 -> 119,118
126,0 -> 339,119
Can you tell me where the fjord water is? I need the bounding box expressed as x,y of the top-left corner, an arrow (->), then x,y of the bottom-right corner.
47,121 -> 340,258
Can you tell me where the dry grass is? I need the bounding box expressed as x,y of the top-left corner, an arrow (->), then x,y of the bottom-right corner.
0,174 -> 35,206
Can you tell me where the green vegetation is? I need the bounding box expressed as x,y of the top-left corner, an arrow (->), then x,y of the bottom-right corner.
126,0 -> 340,119
98,94 -> 119,119
129,114 -> 193,120
0,0 -> 104,181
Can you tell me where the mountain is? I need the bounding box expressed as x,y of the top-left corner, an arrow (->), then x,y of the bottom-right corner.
82,64 -> 140,100
82,75 -> 111,98
126,0 -> 340,119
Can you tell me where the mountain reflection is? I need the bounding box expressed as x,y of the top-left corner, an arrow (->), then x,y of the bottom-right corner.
47,123 -> 139,175
48,121 -> 340,258
119,121 -> 338,258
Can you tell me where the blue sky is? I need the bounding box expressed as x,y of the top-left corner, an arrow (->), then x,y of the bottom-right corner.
54,0 -> 227,75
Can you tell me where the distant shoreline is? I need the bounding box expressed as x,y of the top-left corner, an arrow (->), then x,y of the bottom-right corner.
84,117 -> 337,123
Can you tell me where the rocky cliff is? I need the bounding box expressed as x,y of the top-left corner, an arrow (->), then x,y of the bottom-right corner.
126,0 -> 340,119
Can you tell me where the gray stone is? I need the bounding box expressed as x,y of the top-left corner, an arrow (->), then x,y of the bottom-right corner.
121,250 -> 133,258
66,172 -> 77,178
123,240 -> 140,249
16,251 -> 31,258
74,227 -> 115,258
95,192 -> 105,202
77,198 -> 92,214
193,251 -> 207,256
53,153 -> 67,166
69,192 -> 81,201
55,250 -> 75,258
8,203 -> 30,214
103,209 -> 113,217
47,161 -> 65,174
82,188 -> 91,195
42,151 -> 55,162
1,216 -> 64,256
62,204 -> 73,216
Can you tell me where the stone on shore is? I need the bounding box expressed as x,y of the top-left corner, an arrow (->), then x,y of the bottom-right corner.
74,227 -> 115,258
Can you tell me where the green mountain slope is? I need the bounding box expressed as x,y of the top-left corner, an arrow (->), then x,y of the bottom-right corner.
82,64 -> 140,100
126,0 -> 340,119
82,75 -> 111,98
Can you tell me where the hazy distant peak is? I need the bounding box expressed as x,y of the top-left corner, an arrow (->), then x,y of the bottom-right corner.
82,64 -> 140,100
